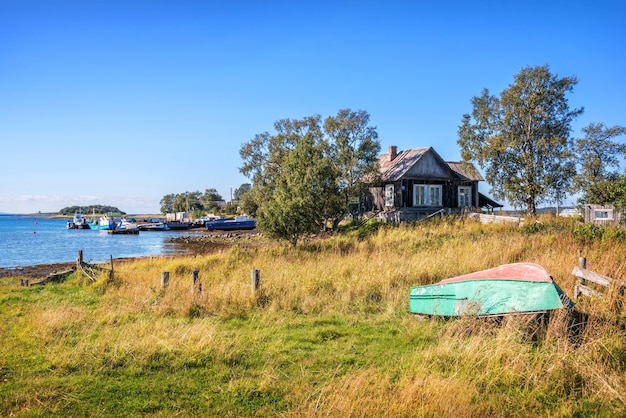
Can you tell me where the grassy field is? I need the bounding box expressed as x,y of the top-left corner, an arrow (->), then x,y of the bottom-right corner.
1,216 -> 625,417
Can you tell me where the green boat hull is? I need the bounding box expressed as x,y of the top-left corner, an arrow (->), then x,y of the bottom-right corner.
409,279 -> 571,316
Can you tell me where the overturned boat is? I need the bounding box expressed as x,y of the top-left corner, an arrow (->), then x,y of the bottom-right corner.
409,263 -> 574,316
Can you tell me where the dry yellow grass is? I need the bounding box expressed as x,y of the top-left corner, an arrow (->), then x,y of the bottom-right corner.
1,216 -> 625,417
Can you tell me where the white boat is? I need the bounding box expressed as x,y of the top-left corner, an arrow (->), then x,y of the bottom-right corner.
67,210 -> 90,229
137,218 -> 169,231
107,218 -> 140,235
116,218 -> 139,230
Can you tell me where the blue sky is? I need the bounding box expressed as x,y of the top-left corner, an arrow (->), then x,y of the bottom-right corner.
1,1 -> 624,214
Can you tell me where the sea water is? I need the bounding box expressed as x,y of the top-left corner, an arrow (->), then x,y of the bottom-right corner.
0,214 -> 199,268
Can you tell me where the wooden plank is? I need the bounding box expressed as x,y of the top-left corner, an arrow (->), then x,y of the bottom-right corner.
469,213 -> 523,225
575,284 -> 602,298
571,266 -> 617,288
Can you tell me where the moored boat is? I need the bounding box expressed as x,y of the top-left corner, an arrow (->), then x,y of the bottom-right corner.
205,215 -> 256,231
165,221 -> 190,230
409,263 -> 574,316
137,219 -> 169,231
108,228 -> 139,235
88,215 -> 116,230
116,217 -> 139,230
66,210 -> 90,229
107,218 -> 139,234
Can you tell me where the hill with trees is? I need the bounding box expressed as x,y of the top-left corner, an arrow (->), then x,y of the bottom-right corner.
58,205 -> 126,216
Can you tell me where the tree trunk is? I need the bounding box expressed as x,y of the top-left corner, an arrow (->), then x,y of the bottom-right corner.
332,214 -> 345,231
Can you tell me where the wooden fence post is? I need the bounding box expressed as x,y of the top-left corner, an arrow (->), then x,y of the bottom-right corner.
77,250 -> 83,266
574,251 -> 586,298
191,270 -> 201,294
108,255 -> 114,282
161,272 -> 170,289
251,269 -> 260,292
572,255 -> 625,299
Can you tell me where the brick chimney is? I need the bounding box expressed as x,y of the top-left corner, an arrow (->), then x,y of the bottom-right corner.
389,145 -> 398,161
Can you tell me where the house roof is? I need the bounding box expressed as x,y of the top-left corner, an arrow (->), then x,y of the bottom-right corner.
379,147 -> 431,181
378,146 -> 484,182
446,162 -> 484,181
479,192 -> 503,208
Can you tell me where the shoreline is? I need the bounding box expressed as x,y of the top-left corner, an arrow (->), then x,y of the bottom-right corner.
0,230 -> 263,278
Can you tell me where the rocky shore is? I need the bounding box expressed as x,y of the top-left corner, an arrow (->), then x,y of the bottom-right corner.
168,231 -> 264,254
0,230 -> 264,279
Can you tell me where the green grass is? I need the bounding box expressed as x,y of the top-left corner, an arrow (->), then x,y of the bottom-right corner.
1,216 -> 625,417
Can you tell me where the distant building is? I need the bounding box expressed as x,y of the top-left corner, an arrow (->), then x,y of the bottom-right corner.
558,207 -> 582,218
166,212 -> 191,222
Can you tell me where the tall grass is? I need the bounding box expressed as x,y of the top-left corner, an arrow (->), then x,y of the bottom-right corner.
1,216 -> 624,417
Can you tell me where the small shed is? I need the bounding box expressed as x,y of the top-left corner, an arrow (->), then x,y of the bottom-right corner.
584,204 -> 622,226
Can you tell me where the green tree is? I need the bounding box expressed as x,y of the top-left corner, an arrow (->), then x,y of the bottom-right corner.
160,194 -> 175,214
171,191 -> 203,212
324,108 -> 380,227
233,183 -> 251,201
574,122 -> 626,203
238,185 -> 261,217
240,109 -> 379,235
256,127 -> 340,245
458,65 -> 583,216
59,205 -> 124,216
201,188 -> 223,210
241,114 -> 347,243
587,177 -> 626,214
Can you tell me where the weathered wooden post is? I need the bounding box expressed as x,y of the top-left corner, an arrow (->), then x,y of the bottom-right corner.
575,251 -> 587,298
191,270 -> 201,294
251,269 -> 260,292
77,250 -> 83,266
108,255 -> 114,282
161,271 -> 170,289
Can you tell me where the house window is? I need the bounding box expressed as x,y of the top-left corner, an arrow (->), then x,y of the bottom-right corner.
458,186 -> 472,207
595,210 -> 613,220
413,185 -> 442,206
385,184 -> 395,207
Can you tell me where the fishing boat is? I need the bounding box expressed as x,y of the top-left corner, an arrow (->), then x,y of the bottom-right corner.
108,227 -> 139,234
137,218 -> 169,231
88,214 -> 116,230
165,221 -> 191,230
117,217 -> 139,230
409,263 -> 574,316
108,218 -> 139,234
205,215 -> 256,231
108,228 -> 139,235
66,210 -> 90,229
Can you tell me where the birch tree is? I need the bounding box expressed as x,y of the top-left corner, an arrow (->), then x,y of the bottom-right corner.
458,65 -> 583,216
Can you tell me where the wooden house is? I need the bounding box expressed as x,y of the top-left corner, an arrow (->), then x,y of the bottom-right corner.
362,146 -> 501,222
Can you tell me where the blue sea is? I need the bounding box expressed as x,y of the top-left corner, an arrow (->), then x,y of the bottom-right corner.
0,214 -> 202,268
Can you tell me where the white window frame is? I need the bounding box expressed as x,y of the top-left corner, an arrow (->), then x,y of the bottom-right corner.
458,186 -> 472,208
413,184 -> 442,206
385,184 -> 395,207
595,210 -> 613,220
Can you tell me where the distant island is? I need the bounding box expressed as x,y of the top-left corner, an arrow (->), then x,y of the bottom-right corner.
58,205 -> 126,216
